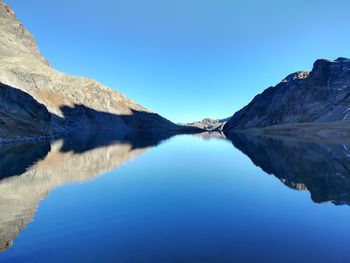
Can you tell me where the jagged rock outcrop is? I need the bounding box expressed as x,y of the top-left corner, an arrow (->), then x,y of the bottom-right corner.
0,0 -> 48,65
224,58 -> 350,132
228,133 -> 350,206
0,1 -> 193,141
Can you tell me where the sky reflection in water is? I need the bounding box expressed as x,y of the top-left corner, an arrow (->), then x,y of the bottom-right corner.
1,133 -> 350,263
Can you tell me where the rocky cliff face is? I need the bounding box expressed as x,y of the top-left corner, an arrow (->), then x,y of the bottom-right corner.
224,58 -> 350,131
0,1 -> 188,140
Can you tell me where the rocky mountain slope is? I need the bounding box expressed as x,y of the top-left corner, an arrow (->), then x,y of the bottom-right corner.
184,117 -> 229,131
224,58 -> 350,132
0,1 -> 195,141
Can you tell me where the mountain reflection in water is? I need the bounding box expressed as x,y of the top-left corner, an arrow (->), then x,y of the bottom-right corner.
1,130 -> 350,256
0,129 -> 175,252
228,132 -> 350,206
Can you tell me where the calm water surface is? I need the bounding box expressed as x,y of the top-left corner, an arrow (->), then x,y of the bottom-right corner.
1,132 -> 350,262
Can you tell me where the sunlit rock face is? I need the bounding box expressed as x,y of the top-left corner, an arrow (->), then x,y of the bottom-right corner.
0,0 -> 48,64
184,118 -> 229,131
0,135 -> 152,252
224,58 -> 350,131
229,133 -> 350,206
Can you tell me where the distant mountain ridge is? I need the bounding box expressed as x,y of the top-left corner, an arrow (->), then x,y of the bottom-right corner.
184,117 -> 229,131
224,57 -> 350,133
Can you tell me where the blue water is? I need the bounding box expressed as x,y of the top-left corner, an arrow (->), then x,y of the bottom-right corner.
1,134 -> 350,262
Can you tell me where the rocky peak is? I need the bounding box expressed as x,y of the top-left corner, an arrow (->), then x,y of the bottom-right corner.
282,71 -> 309,83
0,1 -> 49,65
335,57 -> 350,63
0,1 -> 14,17
307,58 -> 350,87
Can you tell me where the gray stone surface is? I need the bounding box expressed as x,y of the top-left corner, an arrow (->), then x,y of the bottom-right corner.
185,117 -> 229,131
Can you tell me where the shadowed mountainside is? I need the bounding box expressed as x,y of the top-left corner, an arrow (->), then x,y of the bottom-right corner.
228,132 -> 350,206
224,58 -> 350,133
0,82 -> 202,142
0,83 -> 54,141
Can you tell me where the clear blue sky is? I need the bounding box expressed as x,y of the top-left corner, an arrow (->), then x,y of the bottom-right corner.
7,0 -> 350,123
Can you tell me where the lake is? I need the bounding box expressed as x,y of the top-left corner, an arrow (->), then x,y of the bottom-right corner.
1,131 -> 350,262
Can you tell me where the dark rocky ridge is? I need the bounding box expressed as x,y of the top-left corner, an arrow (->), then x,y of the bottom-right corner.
224,58 -> 350,132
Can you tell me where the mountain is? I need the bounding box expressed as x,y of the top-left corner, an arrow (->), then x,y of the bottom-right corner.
184,117 -> 229,131
224,58 -> 350,133
0,1 -> 198,142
